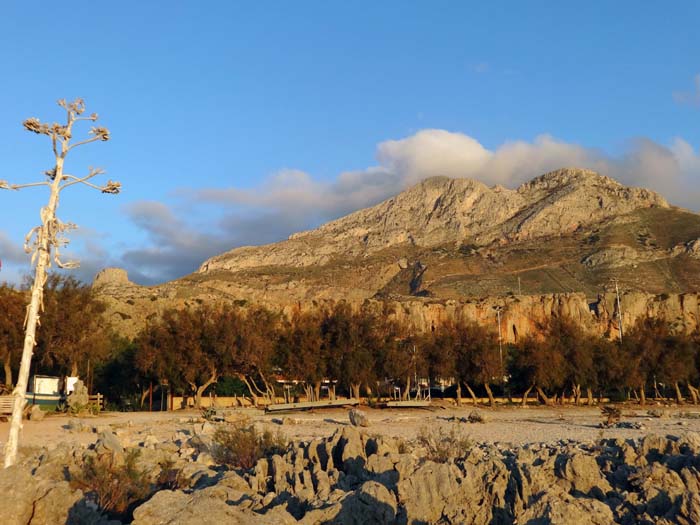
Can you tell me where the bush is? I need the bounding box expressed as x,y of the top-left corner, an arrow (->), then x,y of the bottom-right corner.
156,458 -> 187,490
416,424 -> 473,463
212,420 -> 287,469
70,449 -> 151,520
210,376 -> 249,396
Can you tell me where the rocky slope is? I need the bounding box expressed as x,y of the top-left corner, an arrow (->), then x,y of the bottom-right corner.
93,168 -> 700,337
199,168 -> 668,272
6,417 -> 700,525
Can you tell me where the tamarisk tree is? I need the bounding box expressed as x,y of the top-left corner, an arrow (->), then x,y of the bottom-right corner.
0,98 -> 119,467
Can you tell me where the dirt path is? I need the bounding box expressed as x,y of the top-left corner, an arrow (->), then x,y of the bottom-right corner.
2,403 -> 699,461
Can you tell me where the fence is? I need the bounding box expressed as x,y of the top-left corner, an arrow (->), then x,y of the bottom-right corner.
88,393 -> 104,411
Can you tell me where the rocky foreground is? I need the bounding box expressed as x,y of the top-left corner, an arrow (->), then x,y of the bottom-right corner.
3,415 -> 700,525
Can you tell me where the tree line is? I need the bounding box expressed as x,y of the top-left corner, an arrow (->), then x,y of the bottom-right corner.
1,275 -> 699,408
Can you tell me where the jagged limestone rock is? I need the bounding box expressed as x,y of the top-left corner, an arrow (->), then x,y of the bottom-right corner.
67,380 -> 89,412
348,408 -> 369,427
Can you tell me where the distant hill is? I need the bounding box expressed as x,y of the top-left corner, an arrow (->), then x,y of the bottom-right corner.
93,168 -> 700,338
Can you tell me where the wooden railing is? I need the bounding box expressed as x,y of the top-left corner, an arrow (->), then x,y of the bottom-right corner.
0,395 -> 13,416
88,393 -> 104,411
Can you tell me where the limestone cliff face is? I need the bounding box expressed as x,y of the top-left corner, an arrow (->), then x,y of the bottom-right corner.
387,291 -> 700,343
94,168 -> 700,339
94,268 -> 700,343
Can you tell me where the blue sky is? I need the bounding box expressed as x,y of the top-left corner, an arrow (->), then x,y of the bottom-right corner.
0,1 -> 698,285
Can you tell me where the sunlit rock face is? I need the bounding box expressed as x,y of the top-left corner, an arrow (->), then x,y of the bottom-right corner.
94,168 -> 700,339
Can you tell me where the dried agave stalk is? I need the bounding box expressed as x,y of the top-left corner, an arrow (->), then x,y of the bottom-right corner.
1,98 -> 120,468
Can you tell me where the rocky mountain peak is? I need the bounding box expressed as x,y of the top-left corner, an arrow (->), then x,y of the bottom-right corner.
520,167 -> 610,190
198,169 -> 668,274
93,267 -> 133,288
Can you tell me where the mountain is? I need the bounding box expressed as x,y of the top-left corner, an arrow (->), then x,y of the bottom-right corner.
199,168 -> 668,272
94,168 -> 700,338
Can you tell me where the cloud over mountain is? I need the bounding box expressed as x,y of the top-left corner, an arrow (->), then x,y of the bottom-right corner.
4,129 -> 699,286
195,129 -> 700,216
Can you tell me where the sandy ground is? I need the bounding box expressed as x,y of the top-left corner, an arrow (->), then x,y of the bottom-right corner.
3,402 -> 700,461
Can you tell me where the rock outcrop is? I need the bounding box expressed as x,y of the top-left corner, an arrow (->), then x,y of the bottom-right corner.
199,168 -> 668,273
9,422 -> 700,525
92,169 -> 700,339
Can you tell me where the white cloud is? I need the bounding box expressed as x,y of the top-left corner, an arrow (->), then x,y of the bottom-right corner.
376,129 -> 492,183
0,231 -> 26,284
0,231 -> 26,265
197,129 -> 700,214
673,74 -> 700,108
42,129 -> 700,286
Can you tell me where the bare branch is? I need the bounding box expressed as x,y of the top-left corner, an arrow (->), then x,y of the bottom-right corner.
73,113 -> 99,123
61,180 -> 102,191
59,167 -> 105,190
66,135 -> 101,151
1,180 -> 50,191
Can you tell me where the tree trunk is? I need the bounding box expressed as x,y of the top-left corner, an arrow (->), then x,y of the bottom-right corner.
194,371 -> 218,409
573,384 -> 581,406
456,382 -> 462,407
639,385 -> 646,406
351,383 -> 361,400
140,388 -> 149,409
536,386 -> 554,406
258,370 -> 275,403
674,382 -> 684,404
246,374 -> 268,400
403,374 -> 411,401
484,382 -> 495,407
688,384 -> 699,405
239,375 -> 259,407
586,387 -> 594,406
314,381 -> 321,402
465,383 -> 479,406
522,385 -> 534,407
3,351 -> 12,388
70,362 -> 78,378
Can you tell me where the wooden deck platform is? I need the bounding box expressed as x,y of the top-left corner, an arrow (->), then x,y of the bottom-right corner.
265,398 -> 359,412
379,400 -> 433,409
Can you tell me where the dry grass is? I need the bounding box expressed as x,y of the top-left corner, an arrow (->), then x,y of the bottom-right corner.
70,449 -> 151,520
416,424 -> 473,463
212,420 -> 287,470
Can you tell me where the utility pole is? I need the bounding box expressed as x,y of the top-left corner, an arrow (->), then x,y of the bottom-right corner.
611,278 -> 624,343
412,344 -> 418,400
1,99 -> 119,467
493,305 -> 503,372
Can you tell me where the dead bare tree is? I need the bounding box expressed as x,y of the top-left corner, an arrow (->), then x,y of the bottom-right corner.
0,98 -> 119,467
